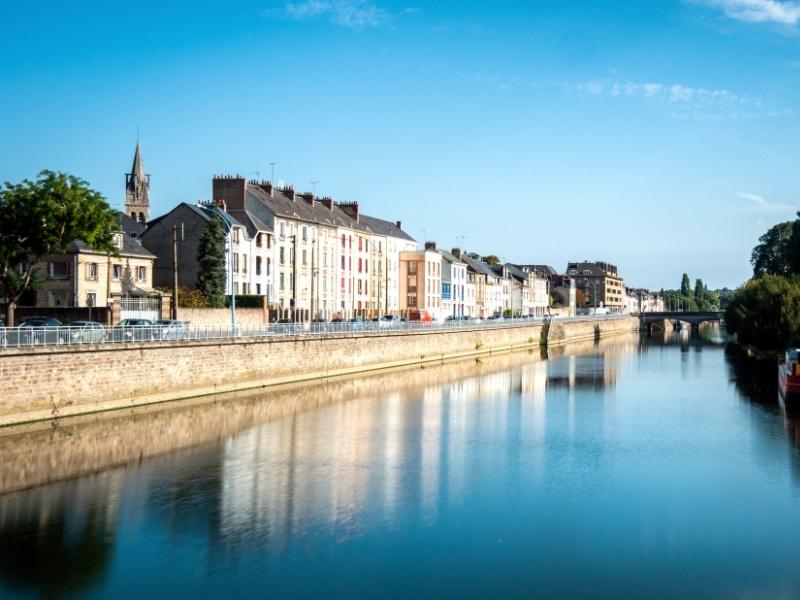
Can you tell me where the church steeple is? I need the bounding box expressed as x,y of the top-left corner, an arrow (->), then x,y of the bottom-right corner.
124,141 -> 150,224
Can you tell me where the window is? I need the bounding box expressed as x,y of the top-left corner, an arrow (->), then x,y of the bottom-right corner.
302,249 -> 307,266
136,266 -> 146,281
358,237 -> 363,251
267,258 -> 272,276
233,254 -> 239,273
256,233 -> 263,247
341,256 -> 345,270
86,262 -> 98,280
280,247 -> 285,264
280,273 -> 285,290
112,264 -> 122,280
341,234 -> 346,248
256,283 -> 261,295
280,222 -> 285,236
256,256 -> 262,275
302,226 -> 308,241
358,258 -> 362,272
49,261 -> 69,279
409,262 -> 418,275
266,235 -> 271,249
233,228 -> 240,243
241,254 -> 247,273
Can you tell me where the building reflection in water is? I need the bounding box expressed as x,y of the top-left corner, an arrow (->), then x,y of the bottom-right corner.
0,333 -> 639,596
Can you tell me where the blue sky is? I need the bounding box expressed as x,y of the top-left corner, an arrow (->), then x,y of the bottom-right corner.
1,0 -> 799,289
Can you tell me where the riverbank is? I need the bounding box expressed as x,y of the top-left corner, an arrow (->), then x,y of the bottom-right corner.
0,316 -> 641,427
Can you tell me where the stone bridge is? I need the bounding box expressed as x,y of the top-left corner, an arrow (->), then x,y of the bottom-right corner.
640,311 -> 723,335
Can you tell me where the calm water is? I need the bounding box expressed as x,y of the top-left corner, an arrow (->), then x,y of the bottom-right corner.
2,332 -> 800,598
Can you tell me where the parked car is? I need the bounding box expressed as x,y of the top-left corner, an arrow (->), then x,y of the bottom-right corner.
273,318 -> 295,334
349,317 -> 364,331
407,310 -> 432,323
375,315 -> 401,328
15,317 -> 64,345
153,319 -> 189,340
66,321 -> 107,343
111,318 -> 155,342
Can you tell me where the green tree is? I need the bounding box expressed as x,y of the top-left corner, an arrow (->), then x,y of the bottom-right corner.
0,171 -> 118,323
482,254 -> 500,266
751,220 -> 793,278
680,273 -> 691,297
121,260 -> 134,297
725,275 -> 800,351
196,216 -> 226,308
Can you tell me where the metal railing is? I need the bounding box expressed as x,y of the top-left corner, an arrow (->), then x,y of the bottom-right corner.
0,313 -> 632,351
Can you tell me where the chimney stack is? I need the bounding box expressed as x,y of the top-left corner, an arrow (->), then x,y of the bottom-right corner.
395,220 -> 402,229
337,201 -> 360,223
425,241 -> 437,251
212,175 -> 246,210
320,197 -> 334,210
255,180 -> 273,197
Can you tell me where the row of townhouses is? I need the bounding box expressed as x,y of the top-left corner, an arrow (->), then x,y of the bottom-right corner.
25,143 -> 666,322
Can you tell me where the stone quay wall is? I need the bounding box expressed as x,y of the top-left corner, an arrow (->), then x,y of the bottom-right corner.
0,316 -> 641,426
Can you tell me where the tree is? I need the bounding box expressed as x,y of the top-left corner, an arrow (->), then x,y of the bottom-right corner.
680,273 -> 691,297
0,171 -> 118,323
575,288 -> 587,308
751,221 -> 793,278
725,275 -> 800,351
196,216 -> 226,308
482,255 -> 500,266
121,261 -> 134,297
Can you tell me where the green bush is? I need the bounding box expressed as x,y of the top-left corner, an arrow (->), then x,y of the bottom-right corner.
225,295 -> 265,308
725,275 -> 800,351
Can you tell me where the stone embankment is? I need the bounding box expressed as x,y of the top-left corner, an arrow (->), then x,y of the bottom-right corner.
0,316 -> 641,427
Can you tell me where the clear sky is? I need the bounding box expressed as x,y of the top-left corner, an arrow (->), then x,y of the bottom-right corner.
1,0 -> 798,290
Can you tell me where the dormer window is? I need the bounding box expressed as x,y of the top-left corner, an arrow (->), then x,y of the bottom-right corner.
114,233 -> 124,250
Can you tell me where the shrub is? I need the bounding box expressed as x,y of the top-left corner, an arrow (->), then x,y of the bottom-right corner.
725,275 -> 800,351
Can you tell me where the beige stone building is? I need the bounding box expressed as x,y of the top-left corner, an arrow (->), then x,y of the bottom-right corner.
35,232 -> 156,309
566,261 -> 625,309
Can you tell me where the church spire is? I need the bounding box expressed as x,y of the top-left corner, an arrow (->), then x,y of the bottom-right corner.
124,140 -> 150,224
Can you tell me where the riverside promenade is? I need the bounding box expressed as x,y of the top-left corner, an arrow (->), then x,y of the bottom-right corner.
0,315 -> 641,427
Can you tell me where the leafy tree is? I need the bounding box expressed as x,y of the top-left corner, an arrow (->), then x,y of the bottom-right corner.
575,288 -> 587,308
751,221 -> 793,278
0,171 -> 118,323
196,215 -> 226,308
680,273 -> 691,297
482,254 -> 500,266
725,275 -> 800,351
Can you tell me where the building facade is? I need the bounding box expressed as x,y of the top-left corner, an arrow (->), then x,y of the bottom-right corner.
566,261 -> 625,310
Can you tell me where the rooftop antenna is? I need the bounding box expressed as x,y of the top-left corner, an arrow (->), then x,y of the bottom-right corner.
311,180 -> 319,194
250,171 -> 260,180
269,161 -> 276,183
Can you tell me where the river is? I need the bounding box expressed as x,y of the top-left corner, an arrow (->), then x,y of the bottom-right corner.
1,330 -> 799,598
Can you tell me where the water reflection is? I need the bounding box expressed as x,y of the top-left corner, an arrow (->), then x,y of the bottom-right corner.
3,332 -> 800,598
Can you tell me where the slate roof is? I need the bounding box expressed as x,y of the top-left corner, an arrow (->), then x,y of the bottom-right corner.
461,254 -> 500,279
67,236 -> 156,259
227,209 -> 273,237
438,249 -> 466,265
244,184 -> 415,242
117,212 -> 146,237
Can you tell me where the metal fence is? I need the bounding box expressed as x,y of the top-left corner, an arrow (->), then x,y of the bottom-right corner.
0,314 -> 632,351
